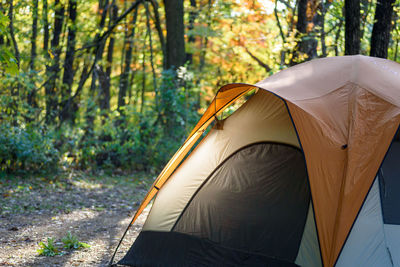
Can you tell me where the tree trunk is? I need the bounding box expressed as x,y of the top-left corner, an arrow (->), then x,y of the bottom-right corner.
118,8 -> 138,111
149,0 -> 166,69
370,0 -> 396,58
60,0 -> 77,123
290,0 -> 319,64
86,0 -> 110,131
186,0 -> 197,64
43,0 -> 50,57
101,1 -> 118,117
163,0 -> 185,69
345,0 -> 361,55
28,0 -> 39,107
8,0 -> 19,69
45,0 -> 65,123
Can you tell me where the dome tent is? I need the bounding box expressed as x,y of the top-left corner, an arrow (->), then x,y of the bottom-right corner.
112,55 -> 400,267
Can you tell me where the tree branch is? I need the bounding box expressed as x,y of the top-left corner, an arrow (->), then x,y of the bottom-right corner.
244,47 -> 271,72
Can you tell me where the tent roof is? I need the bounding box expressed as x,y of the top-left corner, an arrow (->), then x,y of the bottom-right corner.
256,55 -> 400,106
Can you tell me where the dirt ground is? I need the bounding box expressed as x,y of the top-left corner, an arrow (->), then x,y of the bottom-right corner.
0,171 -> 153,267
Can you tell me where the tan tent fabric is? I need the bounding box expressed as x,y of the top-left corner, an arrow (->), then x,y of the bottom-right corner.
126,55 -> 400,267
144,90 -> 299,231
126,84 -> 255,229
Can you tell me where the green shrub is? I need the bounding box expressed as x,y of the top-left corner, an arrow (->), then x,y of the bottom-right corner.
0,124 -> 60,173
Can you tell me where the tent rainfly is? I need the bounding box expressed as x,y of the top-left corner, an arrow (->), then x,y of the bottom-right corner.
112,55 -> 400,267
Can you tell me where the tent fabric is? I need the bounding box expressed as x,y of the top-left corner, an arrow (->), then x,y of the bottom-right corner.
335,179 -> 393,267
295,203 -> 322,267
173,143 -> 309,262
143,90 -> 299,232
118,56 -> 400,267
383,224 -> 400,266
379,141 -> 400,224
286,85 -> 400,266
119,231 -> 300,267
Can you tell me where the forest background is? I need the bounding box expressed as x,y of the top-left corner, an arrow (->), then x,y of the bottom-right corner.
0,0 -> 397,175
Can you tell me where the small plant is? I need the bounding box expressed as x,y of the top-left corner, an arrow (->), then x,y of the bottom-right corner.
61,232 -> 90,250
37,238 -> 60,256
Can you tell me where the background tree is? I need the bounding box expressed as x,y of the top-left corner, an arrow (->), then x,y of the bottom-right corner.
1,0 -> 399,174
370,0 -> 396,58
345,0 -> 361,55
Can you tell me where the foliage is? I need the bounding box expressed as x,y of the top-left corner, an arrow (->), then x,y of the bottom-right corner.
70,68 -> 200,173
0,124 -> 60,173
62,232 -> 90,250
37,238 -> 60,257
0,11 -> 18,75
0,0 -> 397,175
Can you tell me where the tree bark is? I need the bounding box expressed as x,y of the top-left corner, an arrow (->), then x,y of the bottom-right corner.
118,9 -> 138,110
8,0 -> 19,68
60,0 -> 77,123
101,1 -> 118,116
163,0 -> 185,69
45,0 -> 65,123
290,0 -> 319,64
345,0 -> 361,55
28,0 -> 39,107
43,0 -> 50,57
186,0 -> 197,64
118,8 -> 138,111
29,0 -> 38,71
370,0 -> 396,58
149,0 -> 166,69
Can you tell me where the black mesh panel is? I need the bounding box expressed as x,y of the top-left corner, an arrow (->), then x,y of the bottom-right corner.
173,142 -> 310,262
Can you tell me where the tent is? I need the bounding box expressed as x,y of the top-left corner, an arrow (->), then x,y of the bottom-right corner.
114,55 -> 400,267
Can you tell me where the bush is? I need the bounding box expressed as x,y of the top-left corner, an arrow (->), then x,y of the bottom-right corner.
0,123 -> 60,173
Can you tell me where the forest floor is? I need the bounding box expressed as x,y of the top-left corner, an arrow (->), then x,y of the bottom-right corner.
0,171 -> 153,267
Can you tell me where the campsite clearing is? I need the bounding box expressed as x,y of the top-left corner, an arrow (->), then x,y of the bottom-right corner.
0,172 -> 151,266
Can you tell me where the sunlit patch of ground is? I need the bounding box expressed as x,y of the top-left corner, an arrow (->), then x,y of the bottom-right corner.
0,171 -> 153,266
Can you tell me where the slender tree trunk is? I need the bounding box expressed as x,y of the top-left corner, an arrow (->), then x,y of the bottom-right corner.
149,0 -> 166,69
370,0 -> 396,58
60,0 -> 77,123
345,0 -> 360,55
274,0 -> 286,66
199,0 -> 212,71
335,20 -> 344,56
145,2 -> 158,108
101,1 -> 118,117
163,0 -> 185,69
86,0 -> 110,131
0,4 -> 3,45
29,0 -> 38,71
89,0 -> 110,96
8,0 -> 19,69
118,8 -> 138,111
140,48 -> 146,114
186,0 -> 197,64
43,0 -> 50,57
291,0 -> 321,64
45,0 -> 65,123
28,0 -> 39,107
7,0 -> 20,125
320,1 -> 331,57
